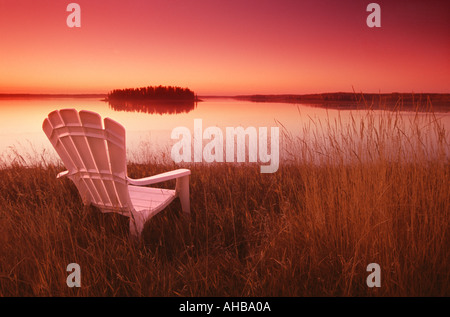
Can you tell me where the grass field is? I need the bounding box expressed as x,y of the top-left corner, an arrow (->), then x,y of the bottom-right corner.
0,107 -> 448,296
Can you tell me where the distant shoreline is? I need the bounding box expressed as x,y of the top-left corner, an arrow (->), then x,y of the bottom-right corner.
228,92 -> 450,112
1,92 -> 449,112
0,93 -> 107,99
231,92 -> 450,103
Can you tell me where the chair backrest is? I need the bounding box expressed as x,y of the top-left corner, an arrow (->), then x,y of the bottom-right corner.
43,109 -> 132,214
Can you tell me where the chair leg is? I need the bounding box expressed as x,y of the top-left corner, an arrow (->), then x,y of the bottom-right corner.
176,175 -> 190,214
129,212 -> 144,239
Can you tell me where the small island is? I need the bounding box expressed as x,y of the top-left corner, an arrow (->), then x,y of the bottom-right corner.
106,85 -> 199,102
104,85 -> 200,115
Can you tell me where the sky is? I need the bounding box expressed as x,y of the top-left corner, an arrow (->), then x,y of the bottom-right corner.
0,0 -> 449,95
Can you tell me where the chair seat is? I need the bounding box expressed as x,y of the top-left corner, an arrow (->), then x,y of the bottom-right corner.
128,185 -> 177,219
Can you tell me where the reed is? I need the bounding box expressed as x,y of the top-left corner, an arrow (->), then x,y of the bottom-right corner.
0,107 -> 448,296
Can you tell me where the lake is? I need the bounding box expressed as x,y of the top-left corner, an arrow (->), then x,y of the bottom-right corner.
0,96 -> 448,166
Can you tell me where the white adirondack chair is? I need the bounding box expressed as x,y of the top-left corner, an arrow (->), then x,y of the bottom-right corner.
42,108 -> 190,238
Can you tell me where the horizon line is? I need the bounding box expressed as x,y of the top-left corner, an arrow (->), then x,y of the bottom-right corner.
1,91 -> 450,98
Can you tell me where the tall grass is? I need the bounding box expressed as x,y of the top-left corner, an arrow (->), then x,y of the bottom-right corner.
0,107 -> 448,296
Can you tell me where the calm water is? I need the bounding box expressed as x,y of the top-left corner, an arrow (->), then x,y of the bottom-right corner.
0,97 -> 448,166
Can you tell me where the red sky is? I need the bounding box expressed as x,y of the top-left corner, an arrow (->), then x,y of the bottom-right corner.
0,0 -> 449,95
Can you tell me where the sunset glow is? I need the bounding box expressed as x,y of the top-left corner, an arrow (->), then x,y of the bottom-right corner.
1,0 -> 449,95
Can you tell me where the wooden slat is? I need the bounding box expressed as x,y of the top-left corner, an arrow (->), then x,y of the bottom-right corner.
58,109 -> 108,206
104,117 -> 129,208
79,111 -> 110,173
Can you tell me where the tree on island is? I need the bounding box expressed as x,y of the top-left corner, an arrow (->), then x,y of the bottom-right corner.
107,85 -> 197,101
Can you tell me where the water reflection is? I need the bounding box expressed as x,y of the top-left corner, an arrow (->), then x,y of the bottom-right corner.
0,96 -> 448,166
106,99 -> 197,115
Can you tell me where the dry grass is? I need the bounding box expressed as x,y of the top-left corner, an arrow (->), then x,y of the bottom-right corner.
0,107 -> 448,296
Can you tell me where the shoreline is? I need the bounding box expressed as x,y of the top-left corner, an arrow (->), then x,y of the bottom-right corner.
229,92 -> 450,112
1,92 -> 449,112
0,93 -> 107,99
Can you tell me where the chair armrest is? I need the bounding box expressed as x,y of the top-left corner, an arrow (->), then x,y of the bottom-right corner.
127,169 -> 190,186
57,170 -> 69,178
